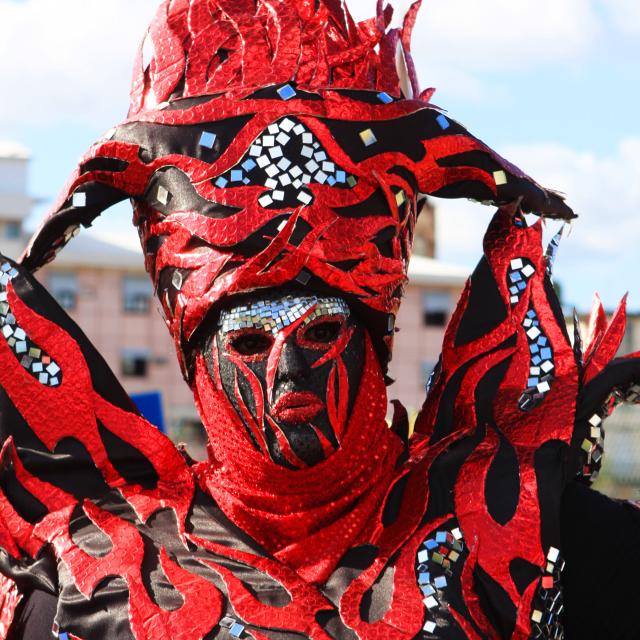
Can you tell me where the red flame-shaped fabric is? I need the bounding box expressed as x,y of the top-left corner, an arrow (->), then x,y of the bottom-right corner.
21,0 -> 574,378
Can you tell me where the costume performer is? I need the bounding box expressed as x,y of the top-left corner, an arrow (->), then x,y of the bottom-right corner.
0,1 -> 639,638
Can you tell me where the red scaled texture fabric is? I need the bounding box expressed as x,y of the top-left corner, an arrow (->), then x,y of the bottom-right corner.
194,332 -> 405,584
130,0 -> 421,114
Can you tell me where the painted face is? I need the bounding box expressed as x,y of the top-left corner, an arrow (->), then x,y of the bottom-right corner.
206,292 -> 365,468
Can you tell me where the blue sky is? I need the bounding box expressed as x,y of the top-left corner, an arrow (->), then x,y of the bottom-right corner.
1,0 -> 639,312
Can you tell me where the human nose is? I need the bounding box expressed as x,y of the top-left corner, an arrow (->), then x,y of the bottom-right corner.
276,337 -> 307,383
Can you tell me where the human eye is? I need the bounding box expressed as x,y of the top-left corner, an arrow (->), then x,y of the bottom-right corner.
228,330 -> 273,357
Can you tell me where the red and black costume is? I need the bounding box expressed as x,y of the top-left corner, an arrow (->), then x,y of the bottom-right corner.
1,1 -> 639,639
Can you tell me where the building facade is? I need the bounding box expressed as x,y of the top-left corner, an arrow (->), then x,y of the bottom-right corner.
0,146 -> 467,457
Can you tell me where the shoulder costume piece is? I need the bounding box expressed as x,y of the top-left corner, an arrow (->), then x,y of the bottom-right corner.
1,1 -> 639,639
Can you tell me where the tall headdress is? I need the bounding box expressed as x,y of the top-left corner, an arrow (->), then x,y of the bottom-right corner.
21,0 -> 574,377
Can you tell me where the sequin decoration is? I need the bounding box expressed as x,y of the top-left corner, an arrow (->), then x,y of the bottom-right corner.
519,308 -> 554,411
507,258 -> 536,306
218,295 -> 350,336
215,117 -> 357,209
529,547 -> 565,639
0,263 -> 62,387
219,616 -> 247,638
578,409 -> 606,482
414,525 -> 466,638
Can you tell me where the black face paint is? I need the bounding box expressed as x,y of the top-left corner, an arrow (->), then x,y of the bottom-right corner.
205,292 -> 365,468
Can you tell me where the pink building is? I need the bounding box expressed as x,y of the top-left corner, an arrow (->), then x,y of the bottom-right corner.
0,146 -> 468,455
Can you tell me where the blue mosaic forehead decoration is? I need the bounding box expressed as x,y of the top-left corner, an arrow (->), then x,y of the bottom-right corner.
218,295 -> 350,336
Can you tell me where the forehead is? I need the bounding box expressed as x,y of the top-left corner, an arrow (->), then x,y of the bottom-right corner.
218,295 -> 350,336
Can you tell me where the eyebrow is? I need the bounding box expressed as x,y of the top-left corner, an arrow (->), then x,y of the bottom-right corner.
218,296 -> 349,335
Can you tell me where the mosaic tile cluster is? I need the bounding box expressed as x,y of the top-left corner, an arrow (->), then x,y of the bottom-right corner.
507,257 -> 536,306
214,117 -> 357,209
529,547 -> 565,639
578,410 -> 606,482
580,382 -> 640,482
415,525 -> 466,637
0,263 -> 62,387
519,308 -> 554,411
218,295 -> 349,336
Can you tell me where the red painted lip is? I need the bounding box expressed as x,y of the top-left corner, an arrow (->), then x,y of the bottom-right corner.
272,392 -> 324,424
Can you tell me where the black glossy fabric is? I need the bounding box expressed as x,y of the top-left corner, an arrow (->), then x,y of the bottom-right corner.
8,588 -> 57,639
10,484 -> 640,639
561,482 -> 640,640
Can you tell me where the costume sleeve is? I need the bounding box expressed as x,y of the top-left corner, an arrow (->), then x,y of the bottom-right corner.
413,203 -> 640,638
0,255 -> 195,634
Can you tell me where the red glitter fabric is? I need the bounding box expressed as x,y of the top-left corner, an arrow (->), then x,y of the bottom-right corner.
5,1 -> 639,639
21,1 -> 573,377
130,0 -> 422,113
195,334 -> 404,583
0,204 -> 639,638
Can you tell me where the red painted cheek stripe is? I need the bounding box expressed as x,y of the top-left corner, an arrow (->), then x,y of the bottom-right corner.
227,353 -> 266,425
311,325 -> 355,369
266,306 -> 316,403
264,415 -> 307,470
310,424 -> 337,458
233,370 -> 266,455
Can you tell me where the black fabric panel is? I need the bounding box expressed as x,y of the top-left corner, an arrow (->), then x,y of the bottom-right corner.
57,574 -> 136,640
322,545 -> 378,607
484,428 -> 520,526
216,215 -> 290,256
373,226 -> 396,259
20,438 -> 112,502
534,440 -> 568,553
7,589 -> 58,640
0,459 -> 48,524
80,157 -> 129,174
455,258 -> 508,347
432,181 -> 496,203
509,558 -> 541,597
141,510 -> 188,611
114,116 -> 254,165
561,483 -> 640,640
474,352 -> 514,429
147,167 -> 241,219
246,85 -> 322,101
381,475 -> 409,527
387,166 -> 419,193
316,610 -> 358,640
429,360 -> 474,445
359,563 -> 394,623
0,548 -> 58,595
323,109 -> 443,164
97,421 -> 158,490
334,89 -> 398,105
424,429 -> 483,523
333,188 -> 390,218
473,564 -> 517,639
290,218 -> 313,247
437,150 -> 501,174
69,502 -> 113,559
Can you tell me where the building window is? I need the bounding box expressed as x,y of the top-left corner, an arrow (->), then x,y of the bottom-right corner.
4,222 -> 21,240
48,272 -> 78,311
121,349 -> 151,378
123,276 -> 152,314
422,291 -> 452,327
